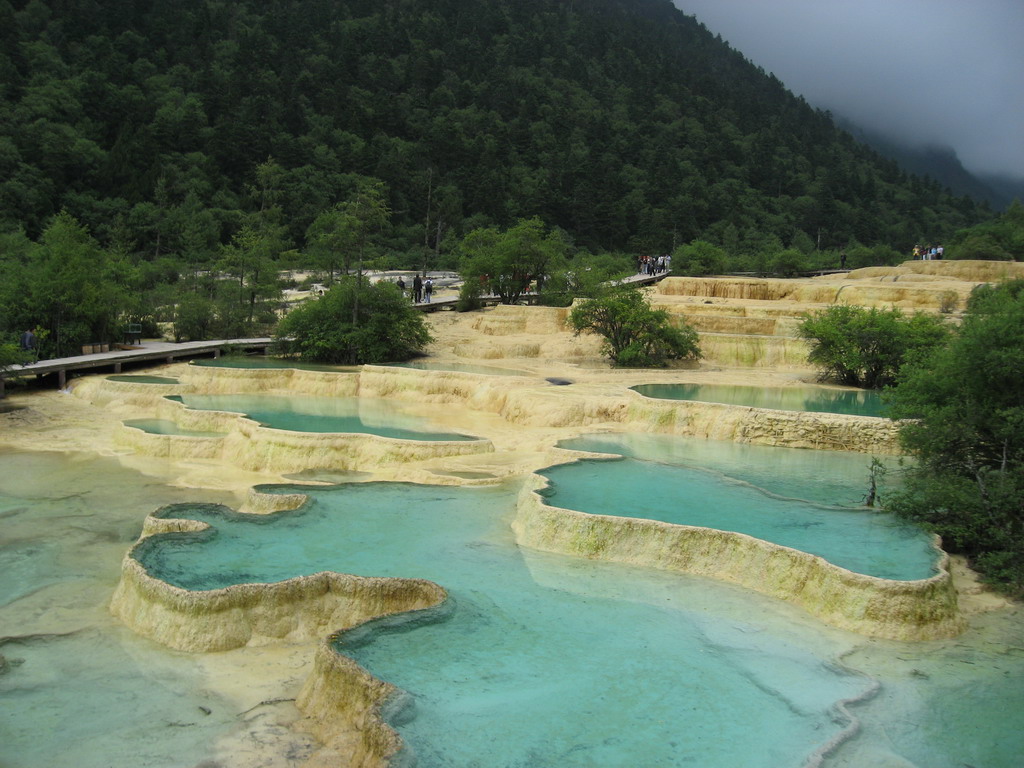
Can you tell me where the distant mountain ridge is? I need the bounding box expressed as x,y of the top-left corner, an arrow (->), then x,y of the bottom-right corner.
837,119 -> 1024,210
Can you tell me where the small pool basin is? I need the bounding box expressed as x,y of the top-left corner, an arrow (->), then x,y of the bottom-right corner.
631,383 -> 887,417
167,394 -> 481,442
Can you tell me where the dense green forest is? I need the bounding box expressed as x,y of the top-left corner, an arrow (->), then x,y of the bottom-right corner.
0,0 -> 1010,354
1,0 -> 992,252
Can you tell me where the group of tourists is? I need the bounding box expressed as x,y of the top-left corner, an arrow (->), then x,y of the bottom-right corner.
395,274 -> 433,303
637,254 -> 671,275
913,244 -> 944,260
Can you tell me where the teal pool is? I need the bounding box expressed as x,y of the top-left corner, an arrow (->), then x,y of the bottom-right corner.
5,422 -> 1023,767
167,394 -> 480,441
541,441 -> 936,580
632,382 -> 887,417
135,482 -> 870,768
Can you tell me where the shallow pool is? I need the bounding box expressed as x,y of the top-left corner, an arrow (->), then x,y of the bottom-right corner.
136,482 -> 870,768
538,453 -> 936,580
4,445 -> 1023,768
0,451 -> 254,768
632,382 -> 887,417
168,394 -> 480,441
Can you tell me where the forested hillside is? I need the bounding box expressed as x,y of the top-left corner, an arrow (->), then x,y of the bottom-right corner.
0,0 -> 989,260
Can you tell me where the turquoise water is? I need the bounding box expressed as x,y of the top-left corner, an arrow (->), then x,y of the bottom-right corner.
560,432 -> 896,507
552,434 -> 934,579
0,629 -> 243,767
169,394 -> 480,441
538,457 -> 936,580
190,355 -> 360,372
107,374 -> 180,384
0,450 -> 261,768
123,418 -> 226,438
5,443 -> 1024,767
632,382 -> 887,417
136,483 -> 870,767
389,360 -> 533,376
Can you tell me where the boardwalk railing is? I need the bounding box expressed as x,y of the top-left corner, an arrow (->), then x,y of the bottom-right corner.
2,272 -> 671,394
1,338 -> 272,395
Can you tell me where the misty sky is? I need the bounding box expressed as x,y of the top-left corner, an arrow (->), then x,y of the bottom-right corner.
675,0 -> 1024,180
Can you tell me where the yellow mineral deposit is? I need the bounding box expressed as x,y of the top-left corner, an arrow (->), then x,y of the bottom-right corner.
5,261 -> 1013,768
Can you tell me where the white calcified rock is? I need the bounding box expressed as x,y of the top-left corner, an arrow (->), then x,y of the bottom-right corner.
111,512 -> 447,654
70,263 -> 1020,767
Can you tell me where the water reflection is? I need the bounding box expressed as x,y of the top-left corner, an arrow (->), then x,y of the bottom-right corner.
632,382 -> 887,417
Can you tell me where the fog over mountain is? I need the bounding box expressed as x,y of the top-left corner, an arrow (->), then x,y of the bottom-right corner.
677,0 -> 1024,184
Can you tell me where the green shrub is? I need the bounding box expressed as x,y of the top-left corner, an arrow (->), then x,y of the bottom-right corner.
456,279 -> 484,312
799,305 -> 948,389
770,248 -> 806,277
671,240 -> 726,276
569,288 -> 701,367
884,281 -> 1024,593
275,277 -> 431,364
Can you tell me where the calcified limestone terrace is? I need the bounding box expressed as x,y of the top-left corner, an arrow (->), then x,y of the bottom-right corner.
78,363 -> 902,456
514,472 -> 962,641
75,374 -> 498,474
9,262 -> 1019,768
111,506 -> 447,654
96,371 -> 933,767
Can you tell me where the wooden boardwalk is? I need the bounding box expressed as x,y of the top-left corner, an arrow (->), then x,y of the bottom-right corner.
2,272 -> 669,394
412,271 -> 666,311
2,338 -> 272,394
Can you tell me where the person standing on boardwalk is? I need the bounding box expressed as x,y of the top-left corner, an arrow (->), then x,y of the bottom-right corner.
424,277 -> 433,303
19,329 -> 36,362
413,274 -> 423,303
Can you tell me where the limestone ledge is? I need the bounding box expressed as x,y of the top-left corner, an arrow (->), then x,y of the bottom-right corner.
296,639 -> 403,768
181,365 -> 361,396
70,376 -> 182,408
496,385 -> 901,454
663,309 -> 805,337
116,422 -> 225,460
92,365 -> 898,457
111,516 -> 447,653
241,486 -> 311,515
296,601 -> 455,768
356,365 -> 533,409
654,275 -> 977,310
513,474 -> 964,641
847,259 -> 1024,283
470,304 -> 571,336
115,396 -> 495,473
692,332 -> 812,369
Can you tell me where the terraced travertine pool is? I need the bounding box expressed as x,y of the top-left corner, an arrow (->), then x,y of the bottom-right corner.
3,413 -> 1023,767
632,382 -> 887,417
168,394 -> 481,441
190,355 -> 360,372
123,434 -> 984,767
546,434 -> 935,580
135,481 -> 870,768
